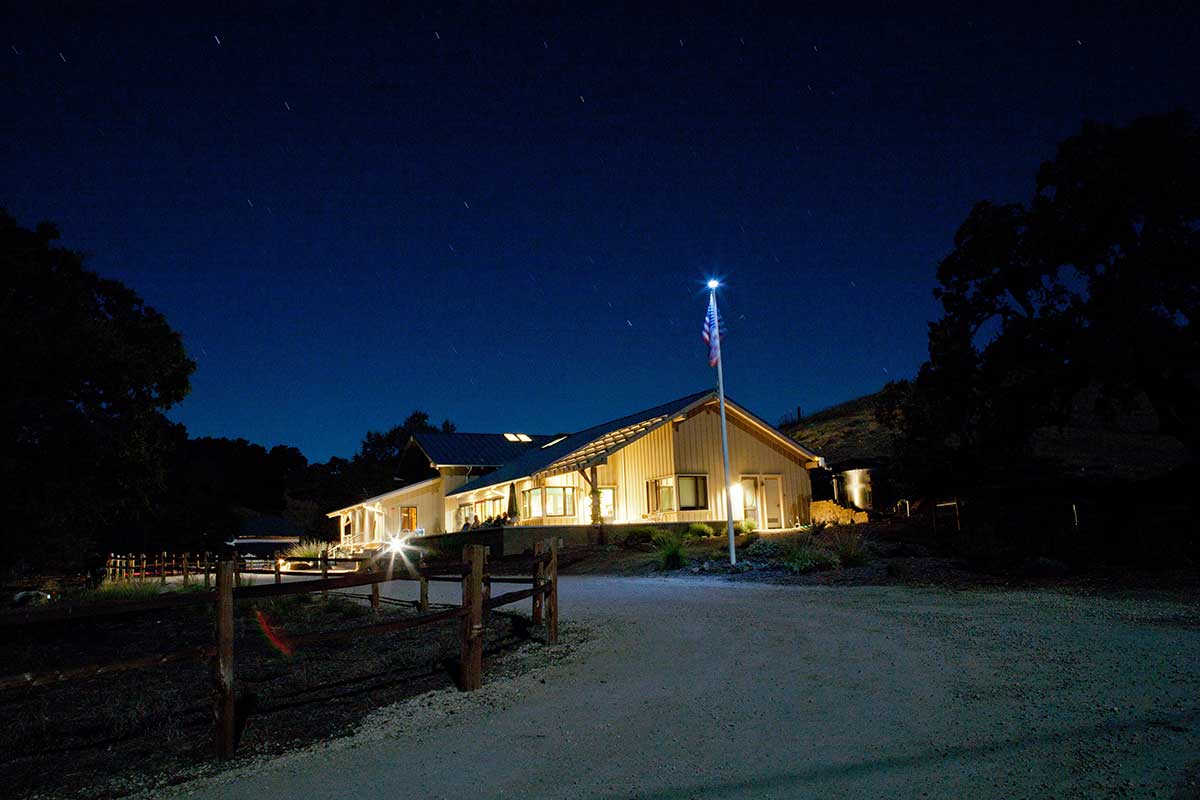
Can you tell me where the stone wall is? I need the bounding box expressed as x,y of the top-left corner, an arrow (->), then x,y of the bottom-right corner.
810,500 -> 869,526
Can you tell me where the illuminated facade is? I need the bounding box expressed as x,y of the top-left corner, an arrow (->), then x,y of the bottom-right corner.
327,389 -> 823,549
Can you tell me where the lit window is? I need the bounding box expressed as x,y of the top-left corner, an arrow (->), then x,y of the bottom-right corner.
543,487 -> 576,516
647,476 -> 707,512
678,476 -> 708,510
516,433 -> 532,442
599,487 -> 616,518
503,433 -> 519,441
400,507 -> 417,531
647,477 -> 676,513
523,488 -> 543,518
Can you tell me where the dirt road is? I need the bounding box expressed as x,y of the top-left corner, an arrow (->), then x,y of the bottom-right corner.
164,576 -> 1199,799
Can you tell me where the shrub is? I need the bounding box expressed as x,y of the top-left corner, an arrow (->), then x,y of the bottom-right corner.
785,543 -> 841,574
744,537 -> 786,561
735,519 -> 758,534
828,528 -> 868,566
651,530 -> 685,570
86,580 -> 165,604
622,526 -> 665,549
285,539 -> 331,559
684,522 -> 716,540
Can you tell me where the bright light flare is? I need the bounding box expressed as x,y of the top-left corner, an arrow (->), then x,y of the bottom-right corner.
382,534 -> 428,582
386,535 -> 420,555
707,279 -> 720,289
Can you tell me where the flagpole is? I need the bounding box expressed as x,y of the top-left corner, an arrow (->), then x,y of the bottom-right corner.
710,286 -> 737,566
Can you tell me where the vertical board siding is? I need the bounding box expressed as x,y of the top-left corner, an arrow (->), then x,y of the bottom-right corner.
673,408 -> 812,526
606,423 -> 676,523
377,479 -> 445,535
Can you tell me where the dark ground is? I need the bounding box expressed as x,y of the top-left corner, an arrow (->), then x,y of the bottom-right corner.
0,592 -> 539,800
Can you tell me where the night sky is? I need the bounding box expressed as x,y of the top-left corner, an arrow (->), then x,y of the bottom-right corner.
5,4 -> 1197,461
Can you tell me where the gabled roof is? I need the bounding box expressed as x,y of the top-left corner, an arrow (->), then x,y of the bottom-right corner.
409,430 -> 557,468
447,390 -> 822,498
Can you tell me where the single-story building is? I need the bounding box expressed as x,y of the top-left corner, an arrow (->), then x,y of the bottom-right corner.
327,389 -> 824,551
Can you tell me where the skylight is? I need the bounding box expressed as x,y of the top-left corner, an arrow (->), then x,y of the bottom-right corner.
503,433 -> 533,442
503,433 -> 519,441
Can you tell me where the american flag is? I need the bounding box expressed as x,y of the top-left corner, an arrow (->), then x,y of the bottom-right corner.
701,294 -> 725,367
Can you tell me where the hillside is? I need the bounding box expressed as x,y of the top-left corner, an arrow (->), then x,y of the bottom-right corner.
782,393 -> 892,468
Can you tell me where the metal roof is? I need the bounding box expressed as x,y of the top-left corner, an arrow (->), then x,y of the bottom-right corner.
409,430 -> 557,468
447,389 -> 823,498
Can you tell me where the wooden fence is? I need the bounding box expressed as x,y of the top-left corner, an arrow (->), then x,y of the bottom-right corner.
104,549 -> 371,588
3,540 -> 559,760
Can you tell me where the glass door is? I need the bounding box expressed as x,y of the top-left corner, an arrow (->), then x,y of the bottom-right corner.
740,477 -> 759,527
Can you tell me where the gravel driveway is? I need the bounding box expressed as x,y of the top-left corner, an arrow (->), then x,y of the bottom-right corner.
164,576 -> 1199,799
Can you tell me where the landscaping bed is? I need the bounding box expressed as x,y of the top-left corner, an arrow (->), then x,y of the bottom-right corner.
559,518 -> 1200,595
0,591 -> 539,800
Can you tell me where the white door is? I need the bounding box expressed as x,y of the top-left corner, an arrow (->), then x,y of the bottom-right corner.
762,477 -> 783,529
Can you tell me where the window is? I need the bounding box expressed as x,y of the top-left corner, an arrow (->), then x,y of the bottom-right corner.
648,475 -> 707,512
598,487 -> 616,518
473,497 -> 504,520
400,507 -> 417,531
678,475 -> 708,510
458,504 -> 474,526
523,486 -> 574,517
647,476 -> 676,513
544,486 -> 575,517
523,488 -> 543,518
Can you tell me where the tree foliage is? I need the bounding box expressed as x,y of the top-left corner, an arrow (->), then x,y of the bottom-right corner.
880,112 -> 1200,492
1,211 -> 196,571
1,211 -> 459,575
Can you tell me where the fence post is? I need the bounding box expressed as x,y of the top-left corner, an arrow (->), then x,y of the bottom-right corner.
214,560 -> 236,760
139,553 -> 146,581
182,552 -> 190,585
419,575 -> 429,611
274,551 -> 282,585
203,552 -> 211,590
370,577 -> 380,610
546,538 -> 559,644
320,549 -> 329,599
460,545 -> 486,691
160,551 -> 168,584
106,553 -> 114,582
532,541 -> 544,625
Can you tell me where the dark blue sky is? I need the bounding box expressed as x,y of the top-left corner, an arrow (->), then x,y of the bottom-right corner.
5,4 -> 1197,461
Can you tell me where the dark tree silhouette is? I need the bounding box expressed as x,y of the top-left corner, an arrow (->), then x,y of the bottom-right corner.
881,112 -> 1199,492
1,211 -> 196,573
345,410 -> 447,502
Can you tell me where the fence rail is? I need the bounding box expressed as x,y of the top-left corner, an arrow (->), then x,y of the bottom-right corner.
3,540 -> 559,760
